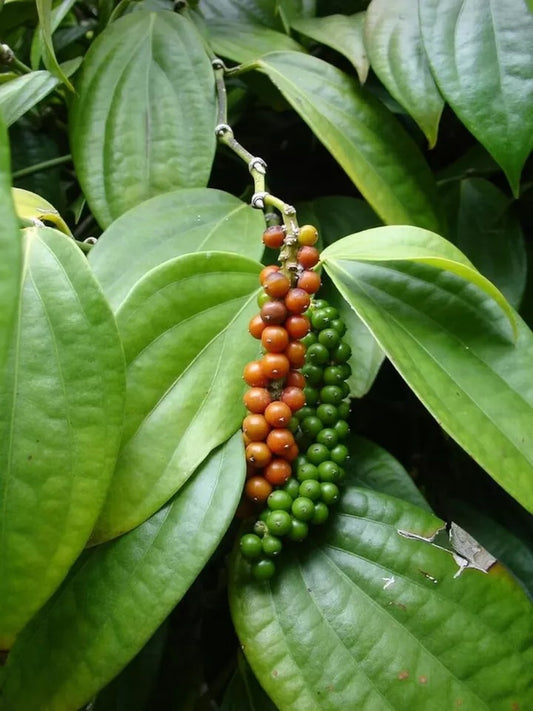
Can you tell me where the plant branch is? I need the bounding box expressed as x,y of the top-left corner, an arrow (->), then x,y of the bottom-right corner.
12,154 -> 72,179
212,58 -> 300,276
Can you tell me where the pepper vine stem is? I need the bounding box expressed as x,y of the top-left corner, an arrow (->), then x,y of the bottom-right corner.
212,57 -> 301,280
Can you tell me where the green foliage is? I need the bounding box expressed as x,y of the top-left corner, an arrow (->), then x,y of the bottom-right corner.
0,1 -> 531,709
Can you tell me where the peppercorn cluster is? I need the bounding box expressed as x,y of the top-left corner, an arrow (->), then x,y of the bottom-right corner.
239,223 -> 352,581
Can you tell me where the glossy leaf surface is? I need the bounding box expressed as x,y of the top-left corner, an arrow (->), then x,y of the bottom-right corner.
2,435 -> 244,711
292,13 -> 369,83
0,117 -> 21,380
365,0 -> 443,146
448,178 -> 526,308
89,188 -> 265,311
70,11 -> 216,228
0,226 -> 125,649
0,59 -> 81,126
230,484 -> 533,710
256,52 -> 442,231
208,20 -> 304,63
419,0 -> 533,195
322,226 -> 533,513
92,252 -> 260,542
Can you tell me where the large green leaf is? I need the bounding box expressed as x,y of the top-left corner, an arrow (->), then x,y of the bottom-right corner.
89,188 -> 265,312
419,0 -> 533,196
1,434 -> 244,711
364,0 -> 444,147
91,251 -> 261,542
321,226 -> 533,513
255,52 -> 443,232
446,178 -> 527,309
207,20 -> 305,64
230,484 -> 533,710
0,226 -> 125,649
0,59 -> 81,126
292,13 -> 369,84
0,117 -> 21,382
69,11 -> 216,229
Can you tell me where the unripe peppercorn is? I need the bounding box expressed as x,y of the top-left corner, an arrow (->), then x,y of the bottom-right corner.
298,224 -> 318,246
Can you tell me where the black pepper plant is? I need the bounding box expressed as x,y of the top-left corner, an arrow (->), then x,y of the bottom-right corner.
0,1 -> 532,709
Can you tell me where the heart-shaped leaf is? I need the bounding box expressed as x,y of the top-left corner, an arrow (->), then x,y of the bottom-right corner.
70,11 -> 216,228
321,226 -> 533,513
89,188 -> 265,312
365,0 -> 444,146
230,483 -> 533,709
255,51 -> 443,232
91,251 -> 261,542
0,226 -> 125,649
419,0 -> 533,196
1,434 -> 244,711
292,13 -> 369,84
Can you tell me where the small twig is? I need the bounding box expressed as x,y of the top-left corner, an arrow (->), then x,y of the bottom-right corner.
12,154 -> 72,180
212,57 -> 301,278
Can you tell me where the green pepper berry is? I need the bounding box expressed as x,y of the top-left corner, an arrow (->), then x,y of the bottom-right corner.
251,558 -> 276,580
240,533 -> 263,560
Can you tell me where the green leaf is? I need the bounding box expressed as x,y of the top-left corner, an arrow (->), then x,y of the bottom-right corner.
0,59 -> 81,126
419,0 -> 533,196
446,178 -> 527,309
297,196 -> 384,397
0,226 -> 125,649
200,0 -> 280,29
230,484 -> 533,710
0,116 -> 21,381
69,11 -> 216,229
292,13 -> 369,84
255,51 -> 443,232
1,434 -> 244,711
35,0 -> 75,90
221,653 -> 277,711
91,251 -> 261,542
321,225 -> 533,513
88,188 -> 265,312
276,0 -> 316,33
349,434 -> 431,511
321,225 -> 516,333
364,0 -> 444,147
207,20 -> 305,64
31,0 -> 78,71
12,188 -> 72,236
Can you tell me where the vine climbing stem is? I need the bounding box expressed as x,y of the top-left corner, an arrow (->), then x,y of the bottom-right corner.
212,58 -> 301,282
